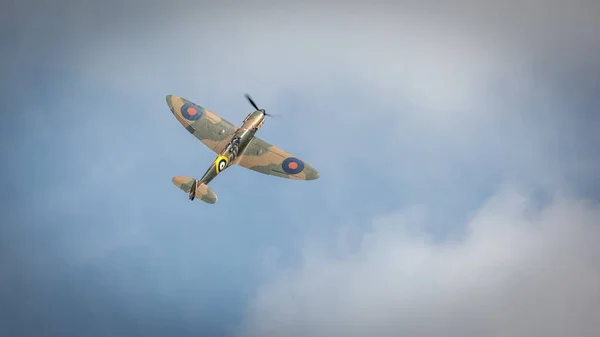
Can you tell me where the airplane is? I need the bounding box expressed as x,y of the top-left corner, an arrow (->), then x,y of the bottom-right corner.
166,94 -> 320,204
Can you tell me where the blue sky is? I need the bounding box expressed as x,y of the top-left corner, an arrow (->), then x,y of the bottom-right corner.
2,1 -> 600,336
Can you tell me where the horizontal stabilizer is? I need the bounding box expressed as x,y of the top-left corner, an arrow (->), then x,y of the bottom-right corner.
172,176 -> 218,204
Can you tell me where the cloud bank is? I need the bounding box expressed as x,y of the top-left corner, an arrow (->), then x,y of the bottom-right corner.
219,1 -> 600,336
238,188 -> 600,337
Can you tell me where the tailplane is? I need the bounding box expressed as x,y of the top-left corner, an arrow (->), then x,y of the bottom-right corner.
172,176 -> 218,204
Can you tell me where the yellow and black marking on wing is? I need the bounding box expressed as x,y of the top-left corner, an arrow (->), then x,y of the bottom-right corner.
214,155 -> 229,174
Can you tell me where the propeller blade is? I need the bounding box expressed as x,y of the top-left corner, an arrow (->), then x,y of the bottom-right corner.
244,93 -> 260,111
244,93 -> 281,118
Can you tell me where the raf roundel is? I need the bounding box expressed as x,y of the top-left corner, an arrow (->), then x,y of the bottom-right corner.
181,102 -> 204,121
282,157 -> 305,175
215,155 -> 229,174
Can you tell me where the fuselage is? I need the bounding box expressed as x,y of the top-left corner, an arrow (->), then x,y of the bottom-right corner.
198,110 -> 266,185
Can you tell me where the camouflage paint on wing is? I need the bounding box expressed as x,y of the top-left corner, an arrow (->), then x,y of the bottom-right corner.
172,176 -> 218,204
233,137 -> 320,180
166,95 -> 238,154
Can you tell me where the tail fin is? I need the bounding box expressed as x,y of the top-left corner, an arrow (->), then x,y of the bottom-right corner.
172,176 -> 218,204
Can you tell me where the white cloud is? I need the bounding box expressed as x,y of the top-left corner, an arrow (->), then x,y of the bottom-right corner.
77,0 -> 518,117
237,187 -> 600,337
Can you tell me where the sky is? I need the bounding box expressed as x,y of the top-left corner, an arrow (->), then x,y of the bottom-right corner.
1,0 -> 600,336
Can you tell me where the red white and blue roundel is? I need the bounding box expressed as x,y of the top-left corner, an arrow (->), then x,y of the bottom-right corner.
282,157 -> 305,175
181,102 -> 204,121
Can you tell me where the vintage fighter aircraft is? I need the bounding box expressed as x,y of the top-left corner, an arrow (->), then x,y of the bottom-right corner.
166,94 -> 320,204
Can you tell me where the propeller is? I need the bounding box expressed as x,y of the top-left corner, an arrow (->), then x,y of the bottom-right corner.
244,93 -> 280,118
